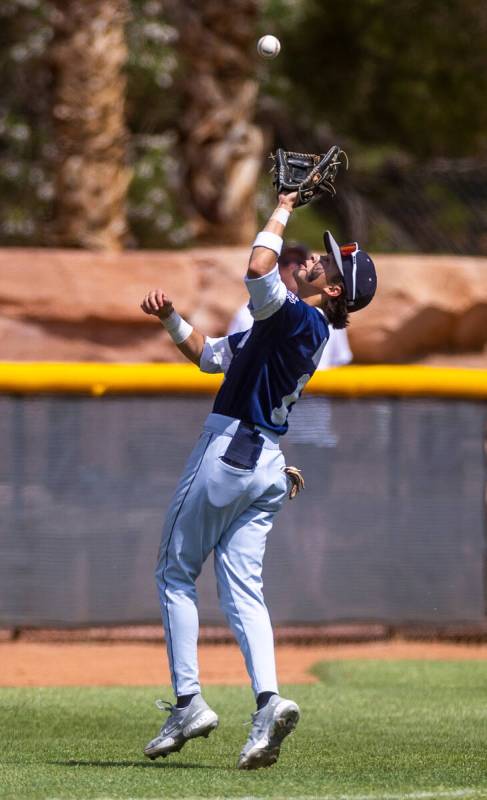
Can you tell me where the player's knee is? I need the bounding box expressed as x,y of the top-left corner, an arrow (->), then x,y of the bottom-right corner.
156,555 -> 198,590
216,570 -> 265,609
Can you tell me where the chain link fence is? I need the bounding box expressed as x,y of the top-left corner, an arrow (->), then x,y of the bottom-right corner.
1,393 -> 485,629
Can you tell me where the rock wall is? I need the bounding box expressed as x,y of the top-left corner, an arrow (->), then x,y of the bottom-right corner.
348,254 -> 487,363
1,248 -> 486,364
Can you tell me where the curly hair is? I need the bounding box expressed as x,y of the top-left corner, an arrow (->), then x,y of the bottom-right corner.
322,289 -> 349,329
321,257 -> 349,329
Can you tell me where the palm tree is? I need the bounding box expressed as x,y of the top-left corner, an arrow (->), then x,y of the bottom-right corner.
50,0 -> 132,250
169,0 -> 263,245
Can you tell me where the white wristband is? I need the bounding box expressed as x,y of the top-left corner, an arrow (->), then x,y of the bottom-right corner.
252,231 -> 283,256
271,208 -> 290,226
161,311 -> 193,344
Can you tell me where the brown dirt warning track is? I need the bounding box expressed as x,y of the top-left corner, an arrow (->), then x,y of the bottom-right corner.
1,640 -> 487,687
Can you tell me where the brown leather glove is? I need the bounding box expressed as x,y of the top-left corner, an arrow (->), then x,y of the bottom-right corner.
282,465 -> 305,500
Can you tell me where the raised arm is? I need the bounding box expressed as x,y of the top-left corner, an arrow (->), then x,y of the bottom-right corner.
247,192 -> 297,279
141,289 -> 205,366
141,190 -> 298,366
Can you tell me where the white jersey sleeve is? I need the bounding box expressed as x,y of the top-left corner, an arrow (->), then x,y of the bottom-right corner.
244,265 -> 287,321
199,336 -> 234,374
227,303 -> 253,335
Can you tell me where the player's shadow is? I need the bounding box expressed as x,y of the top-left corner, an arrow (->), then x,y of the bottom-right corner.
50,758 -> 216,769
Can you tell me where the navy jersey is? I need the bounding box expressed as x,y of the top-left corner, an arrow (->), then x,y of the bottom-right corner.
200,266 -> 329,436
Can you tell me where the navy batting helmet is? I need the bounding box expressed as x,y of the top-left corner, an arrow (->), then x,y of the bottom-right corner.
323,231 -> 377,312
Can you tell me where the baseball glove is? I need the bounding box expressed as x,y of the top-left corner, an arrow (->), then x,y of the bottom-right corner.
272,146 -> 347,207
282,465 -> 305,500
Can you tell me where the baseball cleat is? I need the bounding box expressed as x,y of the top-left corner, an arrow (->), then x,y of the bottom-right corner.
144,694 -> 218,760
237,695 -> 300,770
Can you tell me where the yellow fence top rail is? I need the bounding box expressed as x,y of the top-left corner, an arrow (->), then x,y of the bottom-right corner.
0,362 -> 486,399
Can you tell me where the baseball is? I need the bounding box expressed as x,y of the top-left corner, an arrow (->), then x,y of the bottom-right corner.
257,35 -> 281,59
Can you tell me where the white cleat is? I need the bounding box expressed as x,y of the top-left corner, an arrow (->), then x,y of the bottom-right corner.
144,694 -> 219,760
238,695 -> 300,770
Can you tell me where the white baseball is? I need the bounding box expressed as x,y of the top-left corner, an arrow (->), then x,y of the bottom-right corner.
257,35 -> 281,59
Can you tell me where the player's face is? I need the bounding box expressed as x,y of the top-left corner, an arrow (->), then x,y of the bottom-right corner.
294,252 -> 329,289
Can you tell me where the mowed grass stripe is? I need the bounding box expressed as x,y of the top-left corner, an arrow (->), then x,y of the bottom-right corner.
43,792 -> 485,800
1,661 -> 486,800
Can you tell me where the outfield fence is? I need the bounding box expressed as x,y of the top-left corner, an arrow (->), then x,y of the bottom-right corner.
0,364 -> 486,630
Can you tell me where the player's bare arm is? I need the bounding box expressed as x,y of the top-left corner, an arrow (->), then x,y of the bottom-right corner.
247,191 -> 298,278
141,290 -> 205,366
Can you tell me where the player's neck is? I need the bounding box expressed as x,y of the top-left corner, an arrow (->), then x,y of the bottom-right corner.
301,293 -> 324,310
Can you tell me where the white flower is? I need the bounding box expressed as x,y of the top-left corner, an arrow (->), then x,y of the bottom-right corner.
169,225 -> 191,245
143,22 -> 176,45
155,72 -> 173,89
2,162 -> 22,179
148,188 -> 166,204
10,44 -> 28,62
137,161 -> 154,179
143,1 -> 163,17
37,183 -> 54,201
10,124 -> 30,142
155,213 -> 172,231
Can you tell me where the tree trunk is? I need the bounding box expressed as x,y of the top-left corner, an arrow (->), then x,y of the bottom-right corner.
50,0 -> 132,250
169,0 -> 263,245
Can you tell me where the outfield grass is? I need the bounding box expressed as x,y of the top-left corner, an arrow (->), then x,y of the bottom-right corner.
1,660 -> 486,800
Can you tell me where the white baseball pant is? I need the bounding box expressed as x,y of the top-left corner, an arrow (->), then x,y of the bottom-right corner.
155,412 -> 288,697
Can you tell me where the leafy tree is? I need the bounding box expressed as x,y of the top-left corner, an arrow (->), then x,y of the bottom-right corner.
270,0 -> 487,158
0,0 -> 55,245
3,0 -> 487,251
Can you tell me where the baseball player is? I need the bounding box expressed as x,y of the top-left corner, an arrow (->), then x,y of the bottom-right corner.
140,191 -> 377,770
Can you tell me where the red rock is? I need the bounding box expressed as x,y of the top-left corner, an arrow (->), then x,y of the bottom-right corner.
0,248 -> 486,365
347,254 -> 487,364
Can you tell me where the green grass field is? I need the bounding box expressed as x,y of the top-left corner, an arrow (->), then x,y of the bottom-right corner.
1,660 -> 486,800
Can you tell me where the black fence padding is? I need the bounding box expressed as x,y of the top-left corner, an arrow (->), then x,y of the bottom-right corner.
0,394 -> 485,627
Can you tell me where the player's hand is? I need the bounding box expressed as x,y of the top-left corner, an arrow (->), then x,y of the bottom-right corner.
141,290 -> 174,320
278,191 -> 298,210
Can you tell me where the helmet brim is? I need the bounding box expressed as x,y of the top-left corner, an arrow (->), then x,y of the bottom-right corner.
323,230 -> 344,279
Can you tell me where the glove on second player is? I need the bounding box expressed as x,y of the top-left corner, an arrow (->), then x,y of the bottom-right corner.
282,465 -> 305,500
272,146 -> 347,207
